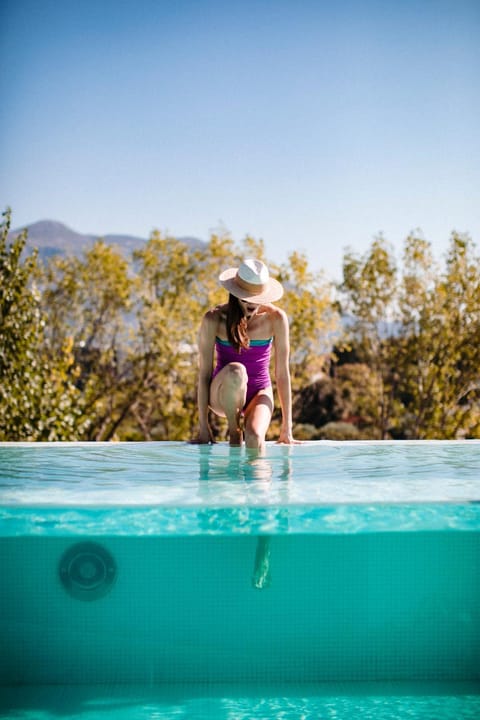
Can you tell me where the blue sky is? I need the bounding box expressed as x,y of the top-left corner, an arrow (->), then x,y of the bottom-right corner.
1,0 -> 479,280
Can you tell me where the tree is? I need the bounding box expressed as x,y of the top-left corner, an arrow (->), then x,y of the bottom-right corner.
339,235 -> 398,438
130,231 -> 205,440
337,231 -> 480,439
39,239 -> 135,440
0,209 -> 88,440
396,232 -> 480,438
278,250 -> 337,390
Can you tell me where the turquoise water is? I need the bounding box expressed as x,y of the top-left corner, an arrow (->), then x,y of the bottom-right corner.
2,441 -> 480,535
1,441 -> 479,718
1,683 -> 480,719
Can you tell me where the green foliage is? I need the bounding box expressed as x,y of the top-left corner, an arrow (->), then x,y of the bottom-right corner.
339,235 -> 399,437
278,250 -> 337,388
317,422 -> 361,441
0,209 -> 88,440
342,235 -> 397,330
394,232 -> 480,438
338,231 -> 480,439
131,232 -> 204,440
38,239 -> 135,440
334,363 -> 382,436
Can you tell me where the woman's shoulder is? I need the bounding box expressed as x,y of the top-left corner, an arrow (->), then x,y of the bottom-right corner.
199,306 -> 225,347
203,304 -> 227,325
264,303 -> 288,323
263,304 -> 288,339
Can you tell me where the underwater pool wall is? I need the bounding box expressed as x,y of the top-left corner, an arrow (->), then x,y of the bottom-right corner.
1,531 -> 479,684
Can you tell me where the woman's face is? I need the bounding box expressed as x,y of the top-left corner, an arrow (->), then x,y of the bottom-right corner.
238,298 -> 260,320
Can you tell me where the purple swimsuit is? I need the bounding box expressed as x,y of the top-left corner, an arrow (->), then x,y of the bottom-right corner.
212,337 -> 273,407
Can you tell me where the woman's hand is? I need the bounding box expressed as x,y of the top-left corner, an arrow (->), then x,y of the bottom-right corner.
276,427 -> 303,445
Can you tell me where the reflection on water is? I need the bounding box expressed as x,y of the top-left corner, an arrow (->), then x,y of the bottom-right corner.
1,441 -> 480,507
196,446 -> 291,588
1,441 -> 480,536
195,446 -> 293,538
196,445 -> 291,485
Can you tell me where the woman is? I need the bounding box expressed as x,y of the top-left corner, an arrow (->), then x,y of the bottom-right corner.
193,258 -> 297,449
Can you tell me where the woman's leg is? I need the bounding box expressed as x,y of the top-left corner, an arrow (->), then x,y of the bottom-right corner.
243,388 -> 274,452
244,391 -> 274,590
209,362 -> 248,445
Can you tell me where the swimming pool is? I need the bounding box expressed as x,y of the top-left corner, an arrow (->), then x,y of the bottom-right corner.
1,441 -> 479,719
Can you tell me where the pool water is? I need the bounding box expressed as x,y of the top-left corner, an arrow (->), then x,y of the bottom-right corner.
1,441 -> 479,719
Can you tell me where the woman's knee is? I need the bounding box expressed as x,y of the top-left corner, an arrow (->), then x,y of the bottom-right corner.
244,426 -> 264,449
213,363 -> 248,415
244,395 -> 273,449
223,362 -> 248,390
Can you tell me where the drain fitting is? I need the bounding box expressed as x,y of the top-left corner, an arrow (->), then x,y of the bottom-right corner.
59,541 -> 117,601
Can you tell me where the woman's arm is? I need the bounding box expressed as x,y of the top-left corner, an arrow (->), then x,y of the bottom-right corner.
193,310 -> 217,443
272,308 -> 297,444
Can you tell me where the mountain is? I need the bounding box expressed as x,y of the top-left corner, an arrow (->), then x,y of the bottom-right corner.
9,219 -> 205,262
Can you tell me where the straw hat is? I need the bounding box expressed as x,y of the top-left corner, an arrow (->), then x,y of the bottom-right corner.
219,258 -> 284,303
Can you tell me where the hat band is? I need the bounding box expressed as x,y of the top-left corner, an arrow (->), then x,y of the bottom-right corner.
235,272 -> 269,295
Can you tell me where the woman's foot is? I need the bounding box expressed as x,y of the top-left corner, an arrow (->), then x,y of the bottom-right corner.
229,427 -> 243,446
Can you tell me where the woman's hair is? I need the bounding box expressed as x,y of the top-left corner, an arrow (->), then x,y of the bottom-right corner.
226,294 -> 250,352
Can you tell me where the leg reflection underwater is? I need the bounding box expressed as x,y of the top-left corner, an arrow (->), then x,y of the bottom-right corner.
252,535 -> 271,589
196,445 -> 292,589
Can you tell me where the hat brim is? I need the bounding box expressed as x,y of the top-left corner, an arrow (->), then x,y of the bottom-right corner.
219,267 -> 284,303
